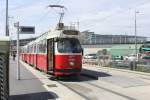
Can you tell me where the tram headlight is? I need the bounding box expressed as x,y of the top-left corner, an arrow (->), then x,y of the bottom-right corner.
69,62 -> 75,66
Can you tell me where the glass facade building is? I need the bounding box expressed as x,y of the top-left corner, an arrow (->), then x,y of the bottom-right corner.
79,31 -> 147,45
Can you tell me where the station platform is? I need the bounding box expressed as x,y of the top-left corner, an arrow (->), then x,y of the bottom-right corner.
9,57 -> 56,100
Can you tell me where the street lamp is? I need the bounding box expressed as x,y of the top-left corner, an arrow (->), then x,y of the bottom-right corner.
6,0 -> 9,36
135,10 -> 140,59
14,22 -> 20,80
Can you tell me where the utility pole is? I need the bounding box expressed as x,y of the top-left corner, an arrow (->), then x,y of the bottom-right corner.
77,19 -> 80,31
120,35 -> 122,44
112,36 -> 113,44
135,10 -> 139,59
6,0 -> 9,36
125,32 -> 127,44
95,34 -> 96,44
14,22 -> 20,80
17,22 -> 20,80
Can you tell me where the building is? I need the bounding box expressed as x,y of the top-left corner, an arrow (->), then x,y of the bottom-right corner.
79,31 -> 147,45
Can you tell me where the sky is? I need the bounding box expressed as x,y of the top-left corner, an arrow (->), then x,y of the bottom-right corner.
0,0 -> 150,39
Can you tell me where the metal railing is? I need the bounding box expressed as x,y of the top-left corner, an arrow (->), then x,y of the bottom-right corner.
0,38 -> 10,100
0,52 -> 9,100
83,58 -> 150,73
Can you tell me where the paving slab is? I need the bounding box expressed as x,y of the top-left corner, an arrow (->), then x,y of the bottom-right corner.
19,60 -> 85,100
9,57 -> 57,100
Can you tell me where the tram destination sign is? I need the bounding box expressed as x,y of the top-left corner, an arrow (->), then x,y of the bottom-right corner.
63,30 -> 79,35
20,26 -> 35,34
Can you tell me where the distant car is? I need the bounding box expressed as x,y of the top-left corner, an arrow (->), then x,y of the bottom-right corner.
84,54 -> 97,59
127,54 -> 137,61
114,55 -> 123,60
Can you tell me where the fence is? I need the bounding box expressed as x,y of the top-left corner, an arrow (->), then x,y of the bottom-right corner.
0,38 -> 10,100
83,58 -> 150,73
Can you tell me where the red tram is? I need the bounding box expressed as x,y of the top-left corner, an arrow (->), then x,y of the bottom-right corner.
21,24 -> 83,76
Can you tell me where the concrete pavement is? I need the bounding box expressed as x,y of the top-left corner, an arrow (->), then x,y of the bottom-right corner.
9,57 -> 57,100
83,64 -> 150,100
14,59 -> 85,100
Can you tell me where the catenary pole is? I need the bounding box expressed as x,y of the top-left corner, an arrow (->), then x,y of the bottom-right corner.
6,0 -> 9,36
16,22 -> 20,80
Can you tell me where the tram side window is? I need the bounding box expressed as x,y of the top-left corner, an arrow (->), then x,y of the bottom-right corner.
34,44 -> 36,53
30,45 -> 32,53
22,48 -> 24,53
37,44 -> 39,53
23,48 -> 25,53
24,47 -> 27,53
57,40 -> 65,52
31,44 -> 34,53
27,46 -> 29,53
23,48 -> 24,53
20,48 -> 23,53
38,40 -> 47,53
29,45 -> 31,53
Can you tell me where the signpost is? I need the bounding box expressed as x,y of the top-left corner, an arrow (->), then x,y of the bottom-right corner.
14,22 -> 35,80
20,26 -> 35,34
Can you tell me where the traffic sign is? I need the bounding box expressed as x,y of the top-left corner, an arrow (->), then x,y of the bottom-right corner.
20,26 -> 35,34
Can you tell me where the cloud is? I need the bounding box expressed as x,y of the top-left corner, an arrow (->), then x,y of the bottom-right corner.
76,0 -> 150,36
0,0 -> 150,38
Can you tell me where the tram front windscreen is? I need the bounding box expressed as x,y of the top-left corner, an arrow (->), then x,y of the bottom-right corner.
57,38 -> 82,53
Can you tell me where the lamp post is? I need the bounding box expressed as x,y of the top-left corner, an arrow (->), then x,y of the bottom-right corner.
135,10 -> 140,59
14,22 -> 20,80
6,0 -> 9,36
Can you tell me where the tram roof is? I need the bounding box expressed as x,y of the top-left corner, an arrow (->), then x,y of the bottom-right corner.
0,36 -> 10,41
23,28 -> 79,47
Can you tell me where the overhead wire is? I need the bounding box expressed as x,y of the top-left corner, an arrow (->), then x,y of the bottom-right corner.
56,0 -> 62,4
35,0 -> 63,25
33,0 -> 64,34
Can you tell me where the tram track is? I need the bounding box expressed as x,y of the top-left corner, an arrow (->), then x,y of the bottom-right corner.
97,66 -> 150,83
83,75 -> 137,100
83,64 -> 150,84
86,82 -> 136,100
57,75 -> 136,100
22,60 -> 144,100
58,81 -> 91,100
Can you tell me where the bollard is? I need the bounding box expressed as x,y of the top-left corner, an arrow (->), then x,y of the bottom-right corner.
130,61 -> 134,70
0,37 -> 10,100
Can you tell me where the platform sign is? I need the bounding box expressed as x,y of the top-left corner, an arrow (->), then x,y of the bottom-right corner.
0,37 -> 10,100
20,26 -> 35,34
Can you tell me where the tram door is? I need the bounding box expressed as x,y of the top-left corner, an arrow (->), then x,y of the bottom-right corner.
47,39 -> 54,72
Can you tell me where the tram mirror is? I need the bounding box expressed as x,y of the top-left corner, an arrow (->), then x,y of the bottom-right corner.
82,48 -> 84,56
